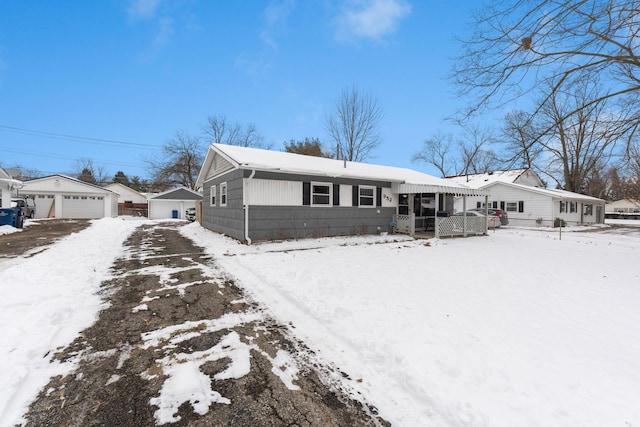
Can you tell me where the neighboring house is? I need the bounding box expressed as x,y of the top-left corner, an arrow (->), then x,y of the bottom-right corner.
605,199 -> 640,218
18,174 -> 117,219
455,181 -> 605,226
148,187 -> 202,220
104,182 -> 149,217
446,168 -> 545,188
0,167 -> 23,208
195,144 -> 489,243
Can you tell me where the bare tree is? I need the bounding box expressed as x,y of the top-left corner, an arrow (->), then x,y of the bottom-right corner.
453,0 -> 640,134
412,131 -> 457,177
202,115 -> 267,148
413,126 -> 499,177
74,158 -> 109,185
501,110 -> 544,170
147,131 -> 204,190
326,86 -> 384,162
534,80 -> 633,192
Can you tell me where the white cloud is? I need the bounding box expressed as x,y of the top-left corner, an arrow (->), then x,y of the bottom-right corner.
128,0 -> 163,20
139,17 -> 174,62
335,0 -> 411,42
260,0 -> 297,50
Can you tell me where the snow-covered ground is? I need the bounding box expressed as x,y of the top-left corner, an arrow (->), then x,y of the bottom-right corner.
182,222 -> 640,427
0,217 -> 149,426
1,218 -> 639,426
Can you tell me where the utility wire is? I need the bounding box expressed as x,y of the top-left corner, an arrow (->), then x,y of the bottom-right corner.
0,124 -> 161,149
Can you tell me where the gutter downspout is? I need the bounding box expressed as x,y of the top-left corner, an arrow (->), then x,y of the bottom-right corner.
244,169 -> 256,245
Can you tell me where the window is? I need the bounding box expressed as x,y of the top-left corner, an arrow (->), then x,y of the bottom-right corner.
311,183 -> 331,205
584,204 -> 593,215
220,182 -> 227,206
492,201 -> 498,209
210,185 -> 216,207
506,202 -> 518,212
399,194 -> 409,215
569,202 -> 577,213
560,201 -> 566,213
359,186 -> 375,206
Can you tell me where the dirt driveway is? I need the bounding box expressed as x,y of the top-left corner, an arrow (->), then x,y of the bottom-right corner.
0,219 -> 92,259
11,221 -> 387,426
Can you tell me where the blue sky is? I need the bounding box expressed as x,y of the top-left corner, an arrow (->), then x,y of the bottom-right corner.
0,0 -> 480,180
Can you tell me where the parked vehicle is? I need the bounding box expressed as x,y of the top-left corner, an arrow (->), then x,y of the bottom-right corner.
11,197 -> 36,219
185,207 -> 196,222
470,208 -> 508,225
453,210 -> 501,228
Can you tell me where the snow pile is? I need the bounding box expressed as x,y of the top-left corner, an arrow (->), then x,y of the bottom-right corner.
140,311 -> 300,424
182,222 -> 640,427
0,224 -> 21,235
0,217 -> 148,426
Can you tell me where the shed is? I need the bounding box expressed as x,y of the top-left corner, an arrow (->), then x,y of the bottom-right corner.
148,187 -> 202,220
104,182 -> 149,216
196,144 -> 489,243
18,174 -> 117,219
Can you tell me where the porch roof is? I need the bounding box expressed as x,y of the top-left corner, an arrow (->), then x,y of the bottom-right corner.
392,182 -> 489,196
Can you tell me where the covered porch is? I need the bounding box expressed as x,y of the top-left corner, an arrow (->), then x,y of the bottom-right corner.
390,183 -> 489,238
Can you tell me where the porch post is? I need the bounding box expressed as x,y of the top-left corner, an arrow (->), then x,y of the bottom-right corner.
484,194 -> 489,234
463,195 -> 467,237
434,193 -> 440,238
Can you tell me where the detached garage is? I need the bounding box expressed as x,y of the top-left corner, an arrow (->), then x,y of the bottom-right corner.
19,174 -> 117,219
148,187 -> 202,220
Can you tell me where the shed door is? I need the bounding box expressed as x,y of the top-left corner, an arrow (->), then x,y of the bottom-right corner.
62,195 -> 104,218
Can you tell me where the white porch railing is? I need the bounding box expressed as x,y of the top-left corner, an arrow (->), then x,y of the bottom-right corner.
393,214 -> 487,237
392,214 -> 414,235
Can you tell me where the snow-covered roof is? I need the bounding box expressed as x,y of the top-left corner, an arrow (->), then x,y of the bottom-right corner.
149,186 -> 203,200
199,144 -> 488,196
445,169 -> 532,188
21,174 -> 115,193
486,181 -> 605,202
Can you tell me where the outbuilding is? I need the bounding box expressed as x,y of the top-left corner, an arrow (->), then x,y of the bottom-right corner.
147,187 -> 202,220
18,174 -> 117,219
104,182 -> 149,217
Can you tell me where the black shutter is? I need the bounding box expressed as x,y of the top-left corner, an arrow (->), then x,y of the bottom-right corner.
333,184 -> 340,206
518,201 -> 524,212
500,201 -> 505,210
352,186 -> 359,206
303,182 -> 311,206
376,187 -> 382,207
476,202 -> 482,209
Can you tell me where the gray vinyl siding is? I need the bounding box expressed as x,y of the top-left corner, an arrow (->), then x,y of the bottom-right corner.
247,206 -> 396,241
202,168 -> 396,242
203,169 -> 245,241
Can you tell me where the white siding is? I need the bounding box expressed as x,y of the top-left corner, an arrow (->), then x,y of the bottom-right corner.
381,187 -> 396,207
244,179 -> 303,206
339,184 -> 352,207
148,199 -> 198,219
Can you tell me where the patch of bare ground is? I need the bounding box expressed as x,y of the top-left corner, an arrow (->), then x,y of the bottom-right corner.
23,222 -> 388,427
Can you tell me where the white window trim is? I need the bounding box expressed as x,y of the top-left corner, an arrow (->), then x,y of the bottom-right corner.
210,185 -> 216,207
359,185 -> 376,208
311,181 -> 332,206
505,201 -> 518,212
220,182 -> 227,207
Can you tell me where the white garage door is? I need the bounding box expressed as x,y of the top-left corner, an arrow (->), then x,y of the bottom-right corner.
62,195 -> 104,218
34,194 -> 55,218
